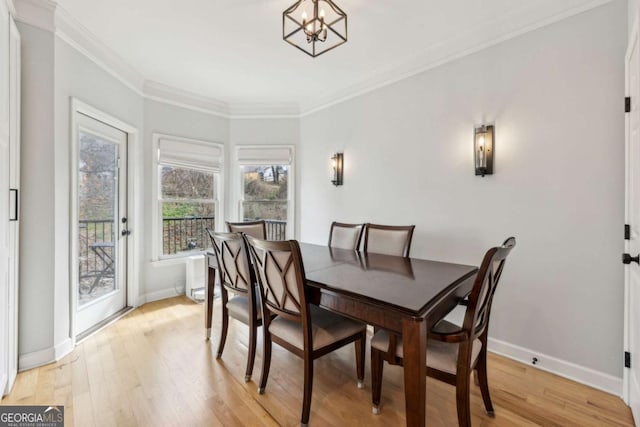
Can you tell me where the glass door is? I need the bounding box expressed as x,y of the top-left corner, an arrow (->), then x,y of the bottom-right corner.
76,113 -> 128,336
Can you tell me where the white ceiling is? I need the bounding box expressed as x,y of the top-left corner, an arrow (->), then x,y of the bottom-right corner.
54,0 -> 608,108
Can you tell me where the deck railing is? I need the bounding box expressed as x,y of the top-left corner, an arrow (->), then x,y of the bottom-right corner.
78,217 -> 287,279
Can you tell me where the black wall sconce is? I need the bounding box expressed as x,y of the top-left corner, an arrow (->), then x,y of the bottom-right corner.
474,124 -> 494,177
331,152 -> 343,186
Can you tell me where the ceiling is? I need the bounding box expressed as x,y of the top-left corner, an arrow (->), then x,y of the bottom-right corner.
54,0 -> 608,109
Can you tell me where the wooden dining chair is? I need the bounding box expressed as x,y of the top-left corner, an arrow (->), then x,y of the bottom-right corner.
328,221 -> 365,250
226,220 -> 267,239
363,223 -> 416,257
206,230 -> 262,382
370,237 -> 516,426
245,236 -> 367,426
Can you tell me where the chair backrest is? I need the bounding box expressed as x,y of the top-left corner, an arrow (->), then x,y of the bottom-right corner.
226,220 -> 267,240
245,236 -> 308,323
328,221 -> 365,250
363,223 -> 416,257
207,230 -> 253,295
463,237 -> 516,341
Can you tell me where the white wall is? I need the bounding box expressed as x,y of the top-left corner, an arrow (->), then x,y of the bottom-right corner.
300,1 -> 626,381
17,22 -> 55,356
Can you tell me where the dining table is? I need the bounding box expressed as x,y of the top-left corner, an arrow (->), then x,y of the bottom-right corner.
205,243 -> 478,427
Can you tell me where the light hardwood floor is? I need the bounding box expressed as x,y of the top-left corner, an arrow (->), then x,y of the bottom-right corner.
1,296 -> 634,426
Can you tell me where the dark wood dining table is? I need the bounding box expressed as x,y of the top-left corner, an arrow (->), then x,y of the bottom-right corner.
205,243 -> 478,427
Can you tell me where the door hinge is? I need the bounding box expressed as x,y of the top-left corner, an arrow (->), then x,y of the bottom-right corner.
626,224 -> 631,240
625,351 -> 631,368
626,97 -> 632,113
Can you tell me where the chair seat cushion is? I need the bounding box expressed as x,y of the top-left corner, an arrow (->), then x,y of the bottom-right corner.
370,320 -> 482,375
227,295 -> 262,324
268,305 -> 366,351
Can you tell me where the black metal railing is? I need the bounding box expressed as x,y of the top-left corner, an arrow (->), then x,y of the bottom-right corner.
78,217 -> 288,278
162,216 -> 216,255
79,219 -> 115,280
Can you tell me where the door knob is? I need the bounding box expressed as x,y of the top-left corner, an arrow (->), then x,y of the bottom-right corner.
121,229 -> 131,236
622,253 -> 640,265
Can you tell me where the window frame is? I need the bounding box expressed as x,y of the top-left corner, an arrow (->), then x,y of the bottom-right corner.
235,145 -> 295,240
152,133 -> 224,261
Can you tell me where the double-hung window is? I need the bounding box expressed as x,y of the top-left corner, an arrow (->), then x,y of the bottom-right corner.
236,146 -> 294,240
154,135 -> 224,258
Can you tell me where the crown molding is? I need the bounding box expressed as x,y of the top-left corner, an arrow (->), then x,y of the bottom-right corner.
13,0 -> 56,32
13,0 -> 616,120
299,0 -> 615,116
54,6 -> 145,96
143,81 -> 229,118
6,0 -> 16,17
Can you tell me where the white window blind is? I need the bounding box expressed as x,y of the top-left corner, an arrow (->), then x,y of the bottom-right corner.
236,146 -> 293,165
158,137 -> 223,171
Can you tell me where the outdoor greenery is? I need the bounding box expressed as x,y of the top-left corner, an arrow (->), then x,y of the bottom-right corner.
242,166 -> 288,221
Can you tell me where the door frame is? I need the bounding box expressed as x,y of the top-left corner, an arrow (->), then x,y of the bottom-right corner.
69,98 -> 140,344
624,13 -> 639,408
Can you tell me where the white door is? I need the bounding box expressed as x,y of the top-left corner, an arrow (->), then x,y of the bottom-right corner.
75,113 -> 128,336
0,0 -> 10,396
625,16 -> 640,424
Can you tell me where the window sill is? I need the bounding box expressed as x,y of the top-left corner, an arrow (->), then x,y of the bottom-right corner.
151,251 -> 207,267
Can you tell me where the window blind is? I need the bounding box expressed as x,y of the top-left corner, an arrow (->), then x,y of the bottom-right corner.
236,146 -> 293,165
158,136 -> 223,171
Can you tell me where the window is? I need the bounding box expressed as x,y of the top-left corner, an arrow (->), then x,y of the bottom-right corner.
154,135 -> 224,259
237,146 -> 294,240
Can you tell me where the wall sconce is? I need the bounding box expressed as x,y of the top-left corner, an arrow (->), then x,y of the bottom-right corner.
331,152 -> 343,186
474,125 -> 494,177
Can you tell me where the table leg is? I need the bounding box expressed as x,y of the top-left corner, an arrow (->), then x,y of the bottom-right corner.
402,317 -> 427,427
205,266 -> 215,340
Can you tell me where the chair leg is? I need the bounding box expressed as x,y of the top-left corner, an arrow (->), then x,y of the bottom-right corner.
371,347 -> 384,415
476,350 -> 494,416
258,330 -> 271,394
355,332 -> 365,389
301,355 -> 314,426
216,307 -> 229,359
245,322 -> 258,382
456,368 -> 472,427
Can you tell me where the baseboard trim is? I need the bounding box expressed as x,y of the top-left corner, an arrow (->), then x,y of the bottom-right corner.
630,371 -> 640,424
0,373 -> 7,398
140,287 -> 185,305
18,347 -> 55,372
488,337 -> 622,397
54,338 -> 73,360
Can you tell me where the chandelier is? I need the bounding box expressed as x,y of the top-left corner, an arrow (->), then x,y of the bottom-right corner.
283,0 -> 347,57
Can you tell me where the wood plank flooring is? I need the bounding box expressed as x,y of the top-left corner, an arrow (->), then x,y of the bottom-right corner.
1,296 -> 634,426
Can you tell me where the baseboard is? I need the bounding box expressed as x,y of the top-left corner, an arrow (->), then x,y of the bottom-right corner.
0,373 -> 7,398
141,287 -> 185,304
54,338 -> 74,360
630,372 -> 640,424
488,337 -> 623,397
18,347 -> 55,372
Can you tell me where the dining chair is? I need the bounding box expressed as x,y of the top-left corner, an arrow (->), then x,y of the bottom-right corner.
206,229 -> 262,382
328,221 -> 365,250
363,223 -> 416,257
245,236 -> 367,426
226,220 -> 267,239
370,237 -> 516,427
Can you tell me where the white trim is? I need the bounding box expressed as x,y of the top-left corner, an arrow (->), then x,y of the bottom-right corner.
151,133 -> 225,262
0,373 -> 7,397
54,338 -> 73,360
488,337 -> 623,397
12,0 -> 618,119
624,11 -> 639,409
299,0 -> 615,116
140,287 -> 185,305
69,98 -> 141,345
18,347 -> 55,371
